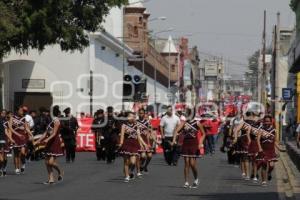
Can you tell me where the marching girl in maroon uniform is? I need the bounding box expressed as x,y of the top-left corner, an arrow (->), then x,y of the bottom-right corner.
36,106 -> 64,184
8,106 -> 33,174
119,112 -> 148,182
233,112 -> 253,180
247,119 -> 261,182
173,108 -> 206,188
257,115 -> 278,186
137,108 -> 153,174
0,110 -> 14,177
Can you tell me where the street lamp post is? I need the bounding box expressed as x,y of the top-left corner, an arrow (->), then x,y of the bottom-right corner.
122,0 -> 147,110
151,28 -> 174,116
142,16 -> 167,77
168,38 -> 171,104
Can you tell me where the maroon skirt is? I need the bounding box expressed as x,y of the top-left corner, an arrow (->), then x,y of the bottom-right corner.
248,139 -> 259,158
261,142 -> 277,162
181,138 -> 200,158
119,138 -> 140,157
236,136 -> 249,155
12,131 -> 28,148
44,134 -> 64,157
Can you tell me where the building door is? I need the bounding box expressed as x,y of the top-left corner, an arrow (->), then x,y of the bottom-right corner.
14,92 -> 53,112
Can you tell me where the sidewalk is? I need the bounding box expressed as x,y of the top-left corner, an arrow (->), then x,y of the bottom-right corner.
286,142 -> 300,172
277,142 -> 300,200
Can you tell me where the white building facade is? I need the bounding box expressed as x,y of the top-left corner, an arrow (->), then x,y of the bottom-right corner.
0,4 -> 169,114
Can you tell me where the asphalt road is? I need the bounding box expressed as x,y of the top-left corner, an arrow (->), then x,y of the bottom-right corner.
0,148 -> 281,200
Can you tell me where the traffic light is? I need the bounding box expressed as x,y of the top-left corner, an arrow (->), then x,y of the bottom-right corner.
123,75 -> 147,102
123,74 -> 134,101
134,77 -> 147,101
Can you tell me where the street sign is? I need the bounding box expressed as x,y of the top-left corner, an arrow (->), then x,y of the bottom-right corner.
205,76 -> 217,81
282,88 -> 293,100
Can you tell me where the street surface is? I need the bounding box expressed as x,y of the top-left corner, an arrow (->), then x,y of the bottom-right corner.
0,150 -> 281,200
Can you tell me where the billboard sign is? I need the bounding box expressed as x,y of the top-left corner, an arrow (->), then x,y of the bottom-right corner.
205,64 -> 218,77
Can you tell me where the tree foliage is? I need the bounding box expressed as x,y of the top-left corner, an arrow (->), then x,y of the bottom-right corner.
0,0 -> 128,58
247,50 -> 260,76
290,0 -> 299,12
246,48 -> 272,76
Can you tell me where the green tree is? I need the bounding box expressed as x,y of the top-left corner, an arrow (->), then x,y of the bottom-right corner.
0,0 -> 127,58
290,0 -> 299,12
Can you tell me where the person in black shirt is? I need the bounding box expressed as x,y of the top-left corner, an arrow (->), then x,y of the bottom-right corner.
34,108 -> 51,135
32,107 -> 51,160
103,107 -> 118,164
92,109 -> 105,161
61,107 -> 78,163
220,119 -> 238,165
116,110 -> 127,131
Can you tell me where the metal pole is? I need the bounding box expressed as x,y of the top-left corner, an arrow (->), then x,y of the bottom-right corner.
177,49 -> 180,103
122,7 -> 126,111
277,12 -> 282,143
142,25 -> 145,76
154,40 -> 157,117
168,39 -> 171,104
261,10 -> 266,105
90,70 -> 93,116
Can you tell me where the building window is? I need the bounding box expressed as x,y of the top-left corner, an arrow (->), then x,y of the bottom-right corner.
171,65 -> 176,72
133,26 -> 138,37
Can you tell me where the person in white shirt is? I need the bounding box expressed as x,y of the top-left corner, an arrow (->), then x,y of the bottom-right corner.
23,107 -> 35,162
23,106 -> 34,130
160,106 -> 180,166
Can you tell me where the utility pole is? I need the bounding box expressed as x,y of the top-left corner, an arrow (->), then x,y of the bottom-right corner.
276,12 -> 283,143
154,40 -> 158,117
168,38 -> 171,104
142,22 -> 145,76
122,6 -> 126,111
89,70 -> 93,116
261,10 -> 267,106
271,26 -> 277,117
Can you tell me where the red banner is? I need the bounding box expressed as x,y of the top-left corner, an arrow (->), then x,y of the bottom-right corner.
76,118 -> 96,152
76,117 -> 164,153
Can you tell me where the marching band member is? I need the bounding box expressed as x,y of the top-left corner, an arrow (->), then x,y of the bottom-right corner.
8,106 -> 33,174
233,112 -> 253,180
173,107 -> 206,188
119,112 -> 148,182
248,116 -> 261,182
137,108 -> 153,174
35,106 -> 64,184
257,115 -> 278,186
0,110 -> 13,177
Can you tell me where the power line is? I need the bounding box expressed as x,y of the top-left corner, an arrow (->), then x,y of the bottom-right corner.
197,51 -> 248,67
172,31 -> 270,39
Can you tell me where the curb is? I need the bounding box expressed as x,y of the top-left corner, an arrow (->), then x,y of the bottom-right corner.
278,147 -> 300,200
286,142 -> 300,172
